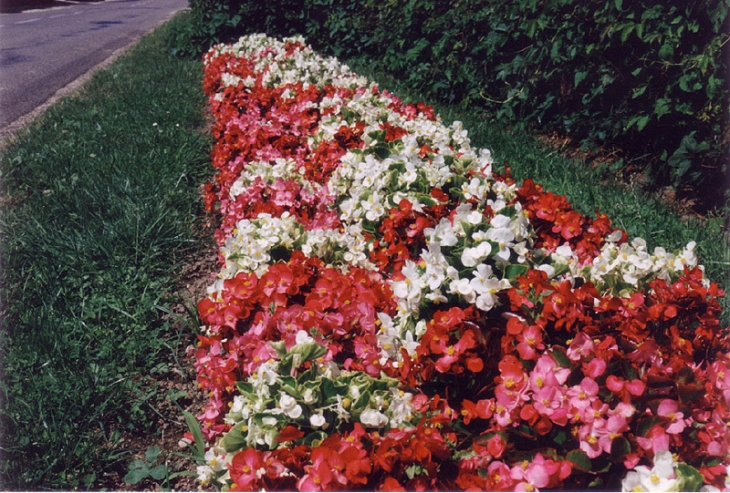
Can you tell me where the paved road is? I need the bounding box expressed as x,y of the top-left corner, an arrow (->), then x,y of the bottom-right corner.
0,0 -> 189,130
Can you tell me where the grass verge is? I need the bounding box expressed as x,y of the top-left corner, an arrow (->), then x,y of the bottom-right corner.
0,13 -> 211,490
344,57 -> 730,324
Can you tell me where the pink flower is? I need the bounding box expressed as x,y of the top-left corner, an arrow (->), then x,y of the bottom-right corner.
567,377 -> 599,411
577,399 -> 608,425
516,325 -> 545,361
495,356 -> 529,408
578,423 -> 604,459
529,353 -> 570,392
657,399 -> 691,434
533,386 -> 568,425
596,413 -> 630,455
636,425 -> 671,455
582,357 -> 606,378
566,332 -> 594,361
510,453 -> 571,490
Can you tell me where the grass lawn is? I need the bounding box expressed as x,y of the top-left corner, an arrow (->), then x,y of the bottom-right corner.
0,12 -> 213,490
0,10 -> 727,491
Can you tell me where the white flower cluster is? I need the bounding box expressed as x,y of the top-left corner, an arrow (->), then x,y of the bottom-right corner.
196,445 -> 233,486
302,224 -> 376,270
208,33 -> 368,92
228,157 -> 319,198
219,213 -> 304,278
550,236 -> 705,297
219,332 -> 417,452
621,450 -> 726,492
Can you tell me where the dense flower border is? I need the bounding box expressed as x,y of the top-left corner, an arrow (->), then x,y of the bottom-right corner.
188,34 -> 730,491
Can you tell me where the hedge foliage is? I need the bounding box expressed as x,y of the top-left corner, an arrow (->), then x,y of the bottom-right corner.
172,0 -> 730,208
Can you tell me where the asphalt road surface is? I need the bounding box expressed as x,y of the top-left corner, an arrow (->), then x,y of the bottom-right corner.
0,0 -> 189,131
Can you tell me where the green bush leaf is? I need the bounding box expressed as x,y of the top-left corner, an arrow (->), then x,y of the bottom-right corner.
574,70 -> 588,87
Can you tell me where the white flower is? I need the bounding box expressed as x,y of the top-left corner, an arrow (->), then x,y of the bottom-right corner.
279,393 -> 303,419
204,448 -> 228,472
621,451 -> 678,492
360,408 -> 389,428
319,361 -> 341,379
461,241 -> 492,267
486,221 -> 515,264
387,388 -> 414,426
450,278 -> 476,303
310,413 -> 326,428
334,395 -> 351,422
295,330 -> 315,345
302,388 -> 317,405
391,260 -> 423,307
196,465 -> 215,484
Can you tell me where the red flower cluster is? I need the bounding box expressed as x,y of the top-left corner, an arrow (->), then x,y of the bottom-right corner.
516,178 -> 625,264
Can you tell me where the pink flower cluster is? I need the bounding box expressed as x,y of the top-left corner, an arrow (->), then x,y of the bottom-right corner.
189,34 -> 730,491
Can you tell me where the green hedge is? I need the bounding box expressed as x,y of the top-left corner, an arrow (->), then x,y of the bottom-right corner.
174,0 -> 730,209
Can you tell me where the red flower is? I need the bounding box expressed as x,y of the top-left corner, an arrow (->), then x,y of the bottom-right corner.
230,448 -> 264,490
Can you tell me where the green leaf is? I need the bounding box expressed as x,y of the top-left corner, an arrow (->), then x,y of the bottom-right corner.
637,416 -> 663,437
620,23 -> 635,43
678,383 -> 705,404
504,264 -> 529,280
221,420 -> 249,453
566,450 -> 592,472
553,429 -> 567,445
574,70 -> 588,88
183,411 -> 206,460
149,464 -> 167,481
405,463 -> 427,479
294,342 -> 328,364
610,436 -> 631,462
675,462 -> 704,491
632,85 -> 648,99
621,359 -> 639,380
322,377 -> 349,402
124,462 -> 150,485
367,129 -> 386,142
145,446 -> 161,463
551,347 -> 571,368
372,143 -> 391,160
658,43 -> 674,61
270,340 -> 287,357
654,98 -> 670,118
588,477 -> 605,488
627,114 -> 650,131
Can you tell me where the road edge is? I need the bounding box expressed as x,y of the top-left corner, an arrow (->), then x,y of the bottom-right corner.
0,8 -> 189,150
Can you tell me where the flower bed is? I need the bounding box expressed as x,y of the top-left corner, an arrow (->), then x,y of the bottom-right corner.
189,34 -> 730,491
